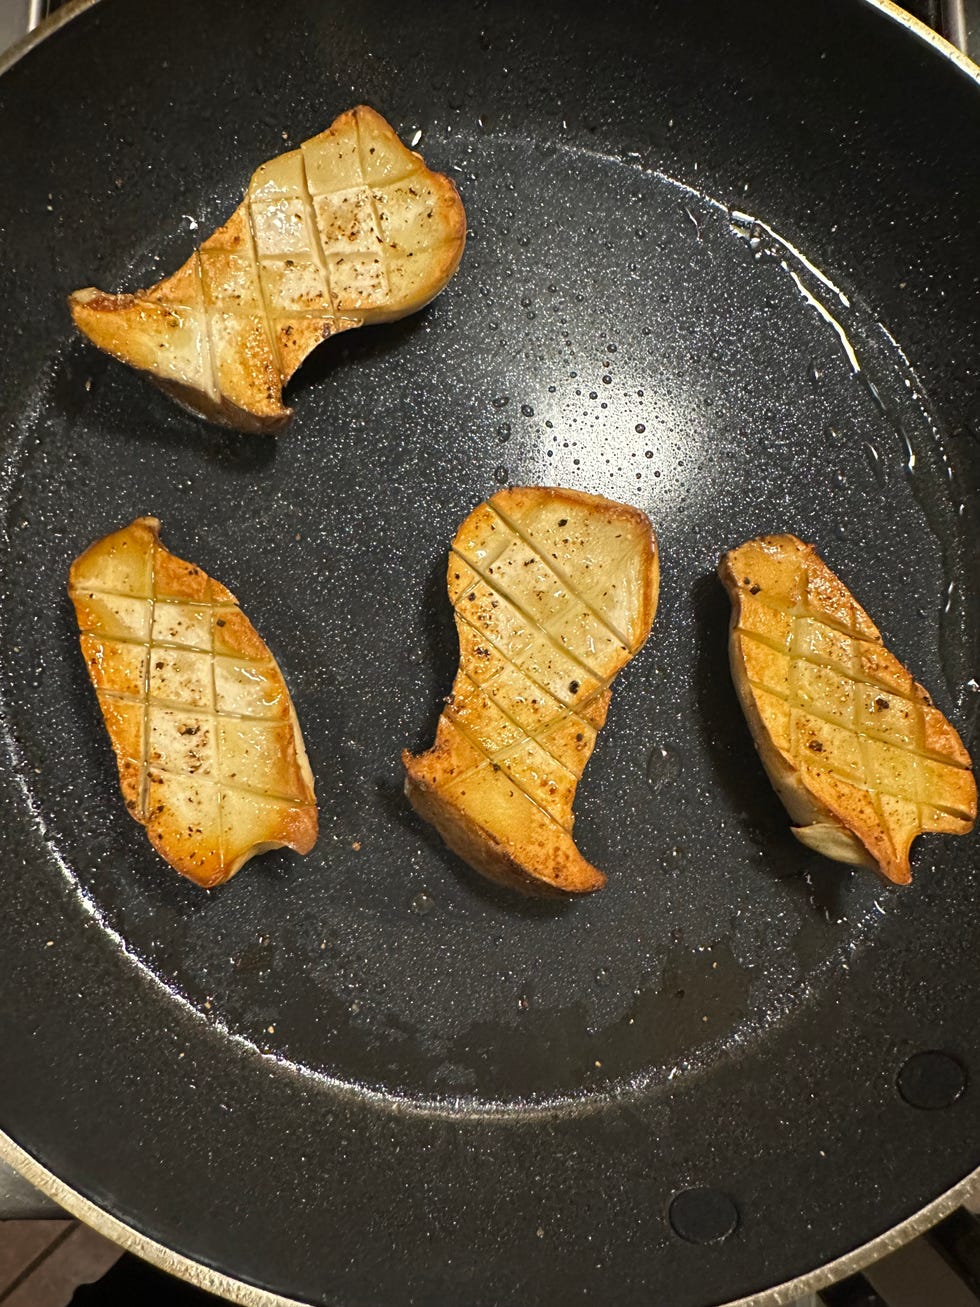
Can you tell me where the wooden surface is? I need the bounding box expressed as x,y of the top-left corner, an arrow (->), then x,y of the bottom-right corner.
0,1220 -> 120,1306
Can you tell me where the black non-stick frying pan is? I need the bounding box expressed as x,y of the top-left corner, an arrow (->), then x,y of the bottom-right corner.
1,1 -> 978,1304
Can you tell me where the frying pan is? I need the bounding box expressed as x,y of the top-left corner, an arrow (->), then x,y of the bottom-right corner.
0,1 -> 978,1304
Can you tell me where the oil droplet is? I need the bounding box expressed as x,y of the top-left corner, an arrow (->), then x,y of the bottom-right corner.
410,891 -> 435,916
646,744 -> 681,790
494,465 -> 509,483
635,423 -> 646,434
595,968 -> 611,986
497,423 -> 511,442
517,994 -> 530,1010
824,425 -> 846,448
492,395 -> 510,409
860,373 -> 887,414
899,424 -> 917,472
862,441 -> 886,486
520,403 -> 535,417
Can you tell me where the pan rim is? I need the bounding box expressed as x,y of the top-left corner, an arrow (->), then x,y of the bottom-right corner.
2,0 -> 978,89
1,1129 -> 977,1307
0,0 -> 977,1305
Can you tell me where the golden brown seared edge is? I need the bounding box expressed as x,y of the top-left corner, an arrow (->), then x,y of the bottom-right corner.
69,105 -> 466,433
404,486 -> 659,895
69,517 -> 317,886
719,534 -> 976,884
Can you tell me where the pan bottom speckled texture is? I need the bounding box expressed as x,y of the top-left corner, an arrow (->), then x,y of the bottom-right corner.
0,1 -> 978,1305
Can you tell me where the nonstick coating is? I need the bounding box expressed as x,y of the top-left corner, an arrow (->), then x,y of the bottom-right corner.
0,2 -> 978,1304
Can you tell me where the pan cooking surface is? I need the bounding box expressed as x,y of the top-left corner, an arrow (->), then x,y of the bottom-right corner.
2,137 -> 973,1105
0,2 -> 977,1304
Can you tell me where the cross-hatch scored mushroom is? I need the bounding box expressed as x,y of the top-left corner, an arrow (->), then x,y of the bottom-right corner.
68,106 -> 466,433
719,534 -> 976,884
69,518 -> 317,887
403,487 -> 659,895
